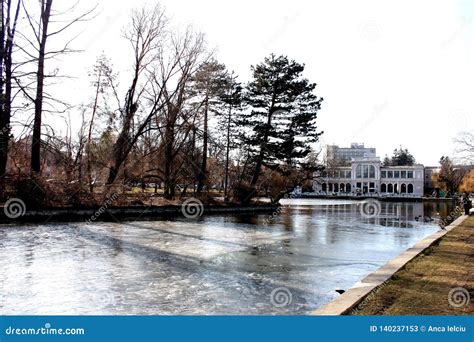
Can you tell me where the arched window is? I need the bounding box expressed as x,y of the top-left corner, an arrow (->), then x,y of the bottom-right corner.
394,183 -> 398,193
334,183 -> 339,192
322,183 -> 327,192
408,184 -> 414,193
381,183 -> 387,192
340,183 -> 345,192
388,184 -> 393,193
401,184 -> 407,193
345,183 -> 351,192
369,165 -> 375,178
328,183 -> 333,192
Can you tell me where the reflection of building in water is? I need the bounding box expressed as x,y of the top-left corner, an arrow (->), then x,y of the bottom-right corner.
314,156 -> 424,198
317,202 -> 427,228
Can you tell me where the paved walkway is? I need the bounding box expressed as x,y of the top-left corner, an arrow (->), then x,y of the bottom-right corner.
350,215 -> 474,315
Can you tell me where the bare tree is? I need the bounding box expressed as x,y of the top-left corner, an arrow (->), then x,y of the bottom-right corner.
454,131 -> 474,164
106,5 -> 167,185
17,0 -> 94,173
0,0 -> 21,188
106,6 -> 207,198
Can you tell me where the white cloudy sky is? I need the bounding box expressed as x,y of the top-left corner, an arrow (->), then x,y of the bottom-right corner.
48,0 -> 473,166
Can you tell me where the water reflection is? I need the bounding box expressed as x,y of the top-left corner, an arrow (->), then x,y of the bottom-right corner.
0,199 -> 453,315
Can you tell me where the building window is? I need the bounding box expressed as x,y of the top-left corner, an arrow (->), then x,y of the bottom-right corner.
369,182 -> 375,192
407,171 -> 413,178
381,171 -> 387,178
369,165 -> 375,178
388,184 -> 393,193
387,171 -> 393,178
401,171 -> 407,178
356,165 -> 362,178
401,184 -> 407,193
356,182 -> 362,189
408,184 -> 414,193
381,183 -> 387,192
322,183 -> 327,192
363,165 -> 369,178
345,183 -> 351,192
394,171 -> 400,178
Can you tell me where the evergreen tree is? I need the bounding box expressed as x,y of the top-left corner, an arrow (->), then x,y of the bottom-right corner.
215,71 -> 243,201
240,54 -> 323,187
189,60 -> 228,193
390,147 -> 416,166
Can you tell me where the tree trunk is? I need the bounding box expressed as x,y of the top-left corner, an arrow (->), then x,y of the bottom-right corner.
223,104 -> 232,201
0,0 -> 20,189
87,69 -> 102,192
31,0 -> 53,173
251,94 -> 276,186
197,96 -> 208,193
163,115 -> 176,200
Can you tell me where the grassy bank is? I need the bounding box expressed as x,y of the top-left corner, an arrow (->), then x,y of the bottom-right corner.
351,216 -> 474,315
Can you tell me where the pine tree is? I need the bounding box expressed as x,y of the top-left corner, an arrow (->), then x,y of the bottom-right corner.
189,60 -> 228,193
240,54 -> 323,187
215,71 -> 243,201
390,147 -> 416,166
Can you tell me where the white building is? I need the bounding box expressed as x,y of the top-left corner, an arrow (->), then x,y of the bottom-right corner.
313,157 -> 424,197
327,143 -> 376,162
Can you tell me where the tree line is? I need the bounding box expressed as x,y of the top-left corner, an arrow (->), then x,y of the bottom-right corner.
0,3 -> 323,206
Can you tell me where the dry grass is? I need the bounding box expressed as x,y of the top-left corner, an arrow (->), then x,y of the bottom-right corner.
351,216 -> 474,315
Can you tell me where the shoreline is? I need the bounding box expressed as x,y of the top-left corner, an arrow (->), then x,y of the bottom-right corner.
299,194 -> 456,202
0,204 -> 280,224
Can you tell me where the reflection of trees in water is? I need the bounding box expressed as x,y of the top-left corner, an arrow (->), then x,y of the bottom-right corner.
423,201 -> 455,219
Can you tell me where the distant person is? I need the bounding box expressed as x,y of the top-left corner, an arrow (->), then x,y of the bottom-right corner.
462,192 -> 472,215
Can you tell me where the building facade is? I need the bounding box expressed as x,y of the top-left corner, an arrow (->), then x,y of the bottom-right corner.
314,157 -> 424,197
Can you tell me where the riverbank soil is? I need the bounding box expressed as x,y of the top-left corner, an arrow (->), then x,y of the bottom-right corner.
351,216 -> 474,315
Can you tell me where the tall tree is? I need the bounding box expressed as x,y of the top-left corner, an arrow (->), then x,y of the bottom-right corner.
106,5 -> 167,185
29,0 -> 53,173
215,71 -> 242,201
241,54 -> 323,187
189,60 -> 227,194
21,0 -> 94,173
86,54 -> 116,192
0,0 -> 20,186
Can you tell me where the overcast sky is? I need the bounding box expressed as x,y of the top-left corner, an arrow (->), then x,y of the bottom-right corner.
52,0 -> 473,166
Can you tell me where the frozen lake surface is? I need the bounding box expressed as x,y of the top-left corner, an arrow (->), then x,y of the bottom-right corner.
0,199 -> 452,314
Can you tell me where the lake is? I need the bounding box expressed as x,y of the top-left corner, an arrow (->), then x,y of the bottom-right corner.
0,199 -> 454,314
